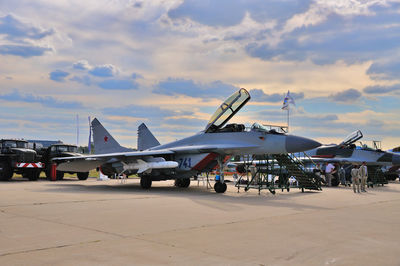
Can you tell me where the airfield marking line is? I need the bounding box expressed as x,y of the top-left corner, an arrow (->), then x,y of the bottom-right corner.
0,196 -> 162,208
0,240 -> 102,257
0,208 -> 127,239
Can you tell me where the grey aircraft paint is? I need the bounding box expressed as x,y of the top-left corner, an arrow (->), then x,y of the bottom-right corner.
305,130 -> 400,167
54,88 -> 321,193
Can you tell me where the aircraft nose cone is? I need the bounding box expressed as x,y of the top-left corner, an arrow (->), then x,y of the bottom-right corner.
392,154 -> 400,165
285,135 -> 321,153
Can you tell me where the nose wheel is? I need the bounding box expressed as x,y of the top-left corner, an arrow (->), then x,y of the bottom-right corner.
214,155 -> 229,193
214,182 -> 227,193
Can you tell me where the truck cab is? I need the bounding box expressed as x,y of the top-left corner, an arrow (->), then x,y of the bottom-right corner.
40,144 -> 89,180
0,139 -> 43,181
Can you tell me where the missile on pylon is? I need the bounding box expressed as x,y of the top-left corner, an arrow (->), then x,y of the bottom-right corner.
118,159 -> 178,174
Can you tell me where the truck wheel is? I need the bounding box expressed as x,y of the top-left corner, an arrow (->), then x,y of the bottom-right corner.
45,165 -> 52,179
77,172 -> 89,180
27,169 -> 40,181
0,161 -> 13,181
56,171 -> 64,180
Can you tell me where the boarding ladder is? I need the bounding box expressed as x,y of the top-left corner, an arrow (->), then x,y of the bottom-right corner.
273,153 -> 322,191
235,154 -> 282,195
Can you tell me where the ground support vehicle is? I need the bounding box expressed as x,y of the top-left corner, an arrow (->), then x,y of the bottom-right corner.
0,139 -> 43,181
37,143 -> 89,180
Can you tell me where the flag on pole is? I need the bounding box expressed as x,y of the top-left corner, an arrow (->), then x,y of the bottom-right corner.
282,90 -> 296,110
76,114 -> 79,146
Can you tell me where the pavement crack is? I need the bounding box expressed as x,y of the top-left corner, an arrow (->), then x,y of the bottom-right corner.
0,240 -> 102,257
0,196 -> 161,208
0,209 -> 126,239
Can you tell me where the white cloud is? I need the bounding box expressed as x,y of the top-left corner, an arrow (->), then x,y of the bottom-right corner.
73,60 -> 91,70
1,0 -> 400,148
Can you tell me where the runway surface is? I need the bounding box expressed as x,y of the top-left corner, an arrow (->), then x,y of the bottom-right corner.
1,177 -> 400,265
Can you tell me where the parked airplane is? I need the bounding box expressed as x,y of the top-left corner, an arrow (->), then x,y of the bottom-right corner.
304,130 -> 400,181
306,130 -> 400,166
54,88 -> 321,193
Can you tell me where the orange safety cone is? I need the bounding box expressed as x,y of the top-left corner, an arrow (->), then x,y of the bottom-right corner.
51,163 -> 57,181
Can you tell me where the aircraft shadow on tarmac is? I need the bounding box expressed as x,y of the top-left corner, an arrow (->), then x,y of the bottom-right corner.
41,181 -> 328,211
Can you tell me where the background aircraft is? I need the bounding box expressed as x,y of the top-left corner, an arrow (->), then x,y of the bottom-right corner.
306,130 -> 400,166
54,88 -> 321,193
304,130 -> 400,183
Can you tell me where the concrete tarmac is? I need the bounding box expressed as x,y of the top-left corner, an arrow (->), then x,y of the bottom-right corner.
1,177 -> 400,265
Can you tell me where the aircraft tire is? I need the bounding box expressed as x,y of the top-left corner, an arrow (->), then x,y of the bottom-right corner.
214,182 -> 227,193
174,179 -> 181,187
77,172 -> 89,180
180,178 -> 190,188
140,176 -> 152,189
56,171 -> 64,180
0,161 -> 13,181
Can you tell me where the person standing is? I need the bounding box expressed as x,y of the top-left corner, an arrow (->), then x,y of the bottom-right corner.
325,162 -> 335,187
339,164 -> 346,186
351,165 -> 360,193
359,161 -> 368,192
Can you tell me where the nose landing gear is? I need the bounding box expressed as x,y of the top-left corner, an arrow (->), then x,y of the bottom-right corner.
214,182 -> 227,193
214,156 -> 228,193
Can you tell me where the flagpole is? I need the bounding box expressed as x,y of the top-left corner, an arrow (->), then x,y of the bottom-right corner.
76,114 -> 79,146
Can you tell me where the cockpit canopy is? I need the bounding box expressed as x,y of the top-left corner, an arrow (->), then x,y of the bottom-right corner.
340,130 -> 363,146
205,88 -> 250,133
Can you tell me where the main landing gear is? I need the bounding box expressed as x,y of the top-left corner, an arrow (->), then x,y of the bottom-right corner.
140,176 -> 152,189
175,178 -> 190,188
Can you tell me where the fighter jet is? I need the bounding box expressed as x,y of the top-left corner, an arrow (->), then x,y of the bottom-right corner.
54,88 -> 321,193
306,130 -> 400,166
304,130 -> 400,182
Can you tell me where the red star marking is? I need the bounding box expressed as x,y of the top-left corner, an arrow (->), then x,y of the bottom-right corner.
104,136 -> 108,142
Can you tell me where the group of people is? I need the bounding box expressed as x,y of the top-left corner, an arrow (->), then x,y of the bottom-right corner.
351,162 -> 368,193
313,161 -> 368,193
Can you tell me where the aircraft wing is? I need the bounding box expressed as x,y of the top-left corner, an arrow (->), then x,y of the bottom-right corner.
53,149 -> 175,172
53,143 -> 257,172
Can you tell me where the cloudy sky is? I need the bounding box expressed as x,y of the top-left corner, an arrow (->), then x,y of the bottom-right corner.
1,0 -> 400,149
